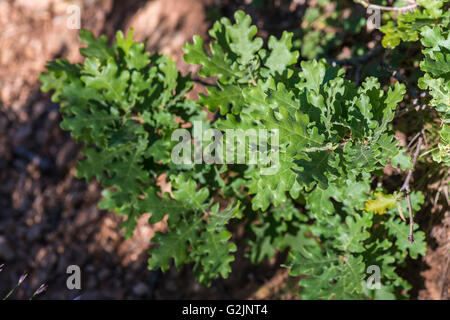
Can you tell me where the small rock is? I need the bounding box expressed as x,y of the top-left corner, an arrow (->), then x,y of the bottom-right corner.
35,247 -> 57,269
0,236 -> 15,261
98,269 -> 110,282
132,282 -> 148,297
165,280 -> 177,292
27,224 -> 42,242
86,276 -> 98,289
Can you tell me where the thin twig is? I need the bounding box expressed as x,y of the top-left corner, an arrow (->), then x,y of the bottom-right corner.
395,103 -> 435,118
354,63 -> 362,85
191,77 -> 219,88
381,59 -> 418,98
329,46 -> 383,66
397,203 -> 407,222
401,136 -> 423,192
444,183 -> 450,207
406,187 -> 415,243
406,132 -> 421,149
328,46 -> 383,86
355,0 -> 419,12
400,135 -> 423,243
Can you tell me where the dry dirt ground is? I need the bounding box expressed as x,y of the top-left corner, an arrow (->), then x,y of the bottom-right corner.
0,0 -> 448,299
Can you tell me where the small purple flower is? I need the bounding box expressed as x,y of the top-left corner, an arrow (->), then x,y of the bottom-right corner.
18,273 -> 28,285
34,284 -> 48,295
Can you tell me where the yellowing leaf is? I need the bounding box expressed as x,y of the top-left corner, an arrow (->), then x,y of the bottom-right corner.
364,192 -> 397,215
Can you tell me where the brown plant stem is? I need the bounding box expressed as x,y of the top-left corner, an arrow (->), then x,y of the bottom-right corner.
400,135 -> 423,243
355,0 -> 418,12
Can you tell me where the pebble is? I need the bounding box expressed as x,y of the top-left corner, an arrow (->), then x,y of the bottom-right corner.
27,224 -> 42,241
0,236 -> 15,261
132,282 -> 149,296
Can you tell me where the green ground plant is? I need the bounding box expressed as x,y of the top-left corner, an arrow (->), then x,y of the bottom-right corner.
38,6 -> 447,299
